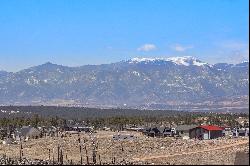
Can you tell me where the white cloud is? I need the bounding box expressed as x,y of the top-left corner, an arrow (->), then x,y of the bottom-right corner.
171,44 -> 194,52
137,44 -> 157,52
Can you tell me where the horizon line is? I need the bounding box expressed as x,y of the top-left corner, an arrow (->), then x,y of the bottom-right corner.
1,56 -> 249,73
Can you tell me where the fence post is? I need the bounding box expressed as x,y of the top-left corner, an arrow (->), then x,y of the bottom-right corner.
49,149 -> 51,161
78,133 -> 83,165
57,145 -> 60,163
99,154 -> 101,165
19,141 -> 23,161
52,147 -> 55,165
60,149 -> 63,165
85,143 -> 89,165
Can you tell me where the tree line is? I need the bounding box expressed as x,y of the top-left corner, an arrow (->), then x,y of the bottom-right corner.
0,110 -> 247,129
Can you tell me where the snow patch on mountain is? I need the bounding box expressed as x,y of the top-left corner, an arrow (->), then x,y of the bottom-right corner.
25,77 -> 39,85
132,71 -> 140,76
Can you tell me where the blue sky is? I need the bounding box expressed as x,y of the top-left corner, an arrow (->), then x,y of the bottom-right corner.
0,0 -> 249,71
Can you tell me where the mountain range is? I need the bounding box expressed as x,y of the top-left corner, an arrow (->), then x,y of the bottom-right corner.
0,56 -> 249,111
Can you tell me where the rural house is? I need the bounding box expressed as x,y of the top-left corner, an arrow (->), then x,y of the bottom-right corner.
189,125 -> 224,140
175,125 -> 197,138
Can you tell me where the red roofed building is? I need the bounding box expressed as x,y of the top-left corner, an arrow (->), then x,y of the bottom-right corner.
189,125 -> 224,140
199,125 -> 223,131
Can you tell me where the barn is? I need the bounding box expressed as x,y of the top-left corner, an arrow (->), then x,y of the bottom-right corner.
189,125 -> 223,140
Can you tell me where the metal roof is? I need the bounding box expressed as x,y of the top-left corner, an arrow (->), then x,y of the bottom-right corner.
198,125 -> 223,131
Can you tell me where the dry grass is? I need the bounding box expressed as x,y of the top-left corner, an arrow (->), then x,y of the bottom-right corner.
0,131 -> 249,165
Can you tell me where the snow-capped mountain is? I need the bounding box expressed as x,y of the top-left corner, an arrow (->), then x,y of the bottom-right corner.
128,56 -> 209,66
0,57 -> 248,110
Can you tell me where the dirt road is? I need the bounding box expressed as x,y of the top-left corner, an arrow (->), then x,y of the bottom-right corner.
133,139 -> 249,162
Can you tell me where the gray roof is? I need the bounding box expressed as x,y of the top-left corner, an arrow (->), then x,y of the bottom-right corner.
175,125 -> 197,131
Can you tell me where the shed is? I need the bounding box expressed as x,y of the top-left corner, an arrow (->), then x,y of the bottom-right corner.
175,125 -> 197,138
189,125 -> 223,140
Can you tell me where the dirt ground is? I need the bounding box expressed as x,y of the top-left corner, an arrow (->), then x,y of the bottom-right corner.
0,130 -> 249,165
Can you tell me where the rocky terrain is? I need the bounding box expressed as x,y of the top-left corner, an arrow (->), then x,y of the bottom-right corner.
0,131 -> 248,165
0,156 -> 57,165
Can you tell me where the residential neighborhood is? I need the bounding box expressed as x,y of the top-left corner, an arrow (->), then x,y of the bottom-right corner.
0,107 -> 249,165
0,116 -> 249,145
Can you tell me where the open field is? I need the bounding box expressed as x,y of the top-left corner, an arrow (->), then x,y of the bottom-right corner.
0,131 -> 249,165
